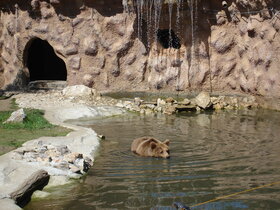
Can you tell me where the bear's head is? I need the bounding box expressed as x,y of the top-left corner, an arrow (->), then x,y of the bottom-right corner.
150,139 -> 170,158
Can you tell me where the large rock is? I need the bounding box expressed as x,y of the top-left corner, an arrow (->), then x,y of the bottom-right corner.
4,108 -> 26,124
195,92 -> 212,109
62,85 -> 93,97
10,170 -> 50,208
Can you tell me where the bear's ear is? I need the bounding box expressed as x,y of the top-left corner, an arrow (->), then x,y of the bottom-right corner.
150,142 -> 157,150
163,139 -> 170,146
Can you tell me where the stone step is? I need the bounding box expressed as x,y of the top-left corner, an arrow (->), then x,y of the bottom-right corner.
28,80 -> 67,91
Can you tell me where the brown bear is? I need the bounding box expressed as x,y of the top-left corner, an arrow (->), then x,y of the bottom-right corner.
131,137 -> 170,158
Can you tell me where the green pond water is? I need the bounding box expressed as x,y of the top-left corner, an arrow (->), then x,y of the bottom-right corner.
25,109 -> 280,210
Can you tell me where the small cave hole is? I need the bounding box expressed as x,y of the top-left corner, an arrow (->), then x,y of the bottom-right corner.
25,38 -> 67,81
157,29 -> 181,49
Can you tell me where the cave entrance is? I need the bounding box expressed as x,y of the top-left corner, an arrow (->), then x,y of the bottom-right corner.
24,38 -> 67,81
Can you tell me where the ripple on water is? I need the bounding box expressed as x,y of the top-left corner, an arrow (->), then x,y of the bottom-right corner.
25,110 -> 280,210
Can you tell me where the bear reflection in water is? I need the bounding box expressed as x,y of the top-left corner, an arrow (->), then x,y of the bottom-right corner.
131,137 -> 170,158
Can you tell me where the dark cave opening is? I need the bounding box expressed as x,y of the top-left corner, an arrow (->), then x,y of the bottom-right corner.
157,29 -> 181,49
26,38 -> 67,81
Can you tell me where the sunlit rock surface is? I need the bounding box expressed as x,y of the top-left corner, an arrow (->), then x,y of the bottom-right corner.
0,0 -> 279,98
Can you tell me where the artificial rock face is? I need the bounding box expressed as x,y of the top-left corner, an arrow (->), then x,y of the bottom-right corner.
0,0 -> 280,98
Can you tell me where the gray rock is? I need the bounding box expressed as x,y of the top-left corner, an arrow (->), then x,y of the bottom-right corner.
4,108 -> 26,124
56,145 -> 70,155
84,156 -> 93,167
10,170 -> 50,208
62,85 -> 93,97
182,98 -> 190,105
38,146 -> 48,154
74,158 -> 84,172
69,164 -> 80,174
157,98 -> 166,107
195,92 -> 212,109
134,97 -> 142,106
73,158 -> 91,173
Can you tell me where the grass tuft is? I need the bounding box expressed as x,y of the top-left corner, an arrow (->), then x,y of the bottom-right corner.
0,109 -> 54,130
0,108 -> 72,155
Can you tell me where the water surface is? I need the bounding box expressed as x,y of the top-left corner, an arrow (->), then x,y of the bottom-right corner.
25,109 -> 280,210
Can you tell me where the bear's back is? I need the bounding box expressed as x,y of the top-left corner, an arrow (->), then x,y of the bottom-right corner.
131,137 -> 159,152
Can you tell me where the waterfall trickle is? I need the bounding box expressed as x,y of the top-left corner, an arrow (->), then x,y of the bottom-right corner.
154,0 -> 163,50
168,0 -> 173,49
176,0 -> 183,36
189,0 -> 198,85
190,0 -> 195,57
136,0 -> 144,40
146,0 -> 154,49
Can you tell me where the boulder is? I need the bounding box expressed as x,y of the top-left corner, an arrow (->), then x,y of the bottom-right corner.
4,109 -> 26,124
62,85 -> 93,97
69,164 -> 80,174
10,170 -> 50,208
157,98 -> 166,107
134,97 -> 142,106
195,92 -> 212,109
182,98 -> 190,105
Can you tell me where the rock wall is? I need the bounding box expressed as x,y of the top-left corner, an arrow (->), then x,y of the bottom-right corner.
0,0 -> 279,98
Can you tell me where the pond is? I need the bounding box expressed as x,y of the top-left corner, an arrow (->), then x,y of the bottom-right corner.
25,109 -> 280,210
